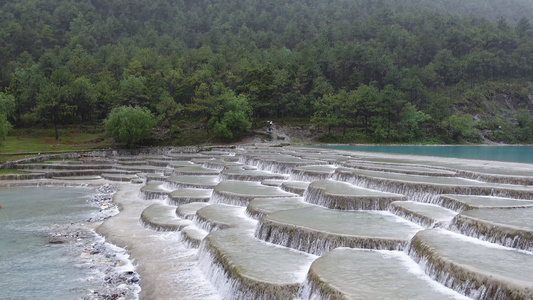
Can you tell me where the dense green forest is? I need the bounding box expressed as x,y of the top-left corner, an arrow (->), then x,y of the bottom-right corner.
1,0 -> 533,145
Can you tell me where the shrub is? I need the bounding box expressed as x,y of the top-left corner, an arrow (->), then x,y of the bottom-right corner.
104,106 -> 156,147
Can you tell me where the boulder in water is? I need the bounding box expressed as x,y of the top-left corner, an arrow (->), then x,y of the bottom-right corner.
49,236 -> 68,244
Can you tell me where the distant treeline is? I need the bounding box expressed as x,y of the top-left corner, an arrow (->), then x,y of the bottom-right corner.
1,0 -> 532,143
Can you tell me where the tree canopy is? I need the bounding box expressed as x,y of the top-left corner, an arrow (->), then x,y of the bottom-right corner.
1,0 -> 532,144
104,105 -> 156,146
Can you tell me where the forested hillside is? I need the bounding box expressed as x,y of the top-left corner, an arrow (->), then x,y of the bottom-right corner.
1,0 -> 533,145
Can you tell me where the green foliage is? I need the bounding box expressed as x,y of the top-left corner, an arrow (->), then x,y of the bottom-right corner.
514,109 -> 533,143
444,113 -> 478,142
0,0 -> 532,145
0,114 -> 12,145
0,92 -> 15,120
211,94 -> 252,141
104,106 -> 157,147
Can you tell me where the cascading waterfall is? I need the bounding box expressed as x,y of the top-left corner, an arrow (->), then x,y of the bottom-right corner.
218,173 -> 288,182
197,241 -> 299,300
192,215 -> 227,232
288,170 -> 331,182
449,214 -> 533,252
422,195 -> 470,213
390,204 -> 444,228
179,227 -> 208,249
407,243 -> 491,300
209,190 -> 255,207
303,184 -> 400,210
280,183 -> 308,196
298,272 -> 341,300
333,170 -> 533,202
407,229 -> 533,300
456,170 -> 533,186
255,221 -> 406,256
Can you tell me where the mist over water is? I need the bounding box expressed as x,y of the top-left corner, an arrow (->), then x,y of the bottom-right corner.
0,187 -> 97,300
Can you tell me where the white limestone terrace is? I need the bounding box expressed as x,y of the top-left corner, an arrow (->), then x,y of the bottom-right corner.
334,167 -> 533,200
339,160 -> 458,177
246,197 -> 313,219
168,188 -> 213,205
140,203 -> 192,231
172,165 -> 221,176
210,180 -> 298,206
164,174 -> 220,189
165,153 -> 219,161
4,145 -> 533,300
191,157 -> 244,170
408,229 -> 533,299
218,167 -> 289,181
302,248 -> 469,300
450,207 -> 533,251
433,194 -> 533,212
139,181 -> 171,200
304,179 -> 406,210
114,165 -> 175,175
391,201 -> 458,228
289,152 -> 354,164
238,152 -> 327,174
329,148 -> 533,185
257,206 -> 422,255
280,180 -> 310,195
167,160 -> 196,168
198,228 -> 317,300
193,204 -> 257,232
289,165 -> 339,181
176,202 -> 211,220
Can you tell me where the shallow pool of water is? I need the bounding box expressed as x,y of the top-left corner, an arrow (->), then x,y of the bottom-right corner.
314,145 -> 533,163
0,187 -> 97,300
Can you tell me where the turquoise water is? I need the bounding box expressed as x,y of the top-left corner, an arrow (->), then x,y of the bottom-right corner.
0,187 -> 96,300
314,145 -> 533,163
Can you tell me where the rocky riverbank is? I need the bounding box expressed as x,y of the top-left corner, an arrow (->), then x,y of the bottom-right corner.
46,183 -> 141,300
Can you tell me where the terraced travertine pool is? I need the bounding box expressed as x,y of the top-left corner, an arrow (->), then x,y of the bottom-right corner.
3,145 -> 533,300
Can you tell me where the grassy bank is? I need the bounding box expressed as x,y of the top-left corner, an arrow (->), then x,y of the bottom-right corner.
0,127 -> 113,164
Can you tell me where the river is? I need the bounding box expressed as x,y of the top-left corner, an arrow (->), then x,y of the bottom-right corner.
313,145 -> 533,163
